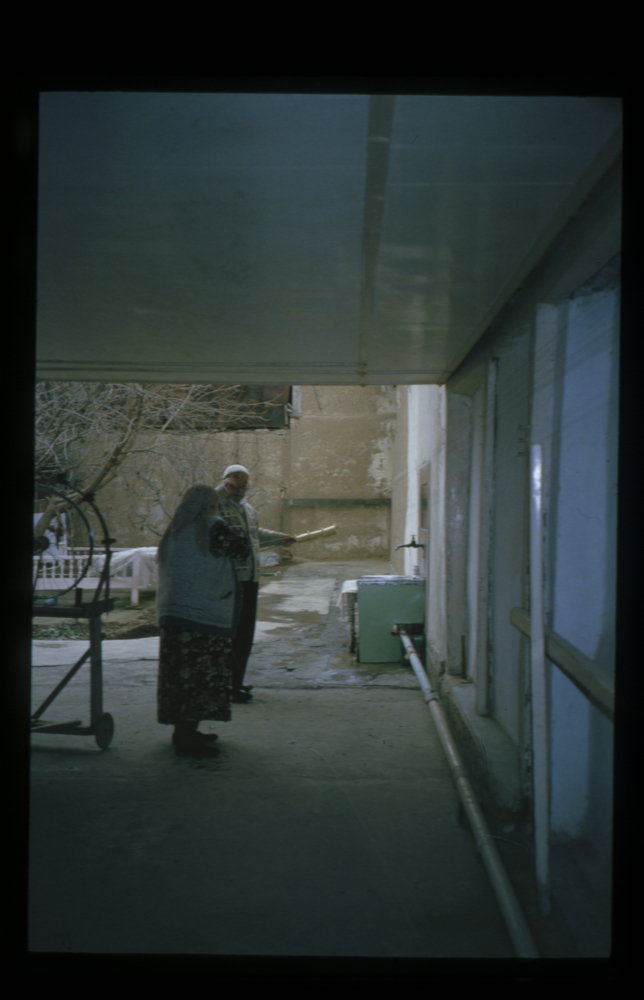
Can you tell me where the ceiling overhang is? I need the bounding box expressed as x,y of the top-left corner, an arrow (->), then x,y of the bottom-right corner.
36,93 -> 622,384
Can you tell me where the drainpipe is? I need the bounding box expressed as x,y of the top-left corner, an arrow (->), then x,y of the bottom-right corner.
529,444 -> 550,916
395,626 -> 539,958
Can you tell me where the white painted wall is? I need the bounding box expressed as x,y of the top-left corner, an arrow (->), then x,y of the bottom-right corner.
404,385 -> 431,575
400,385 -> 447,668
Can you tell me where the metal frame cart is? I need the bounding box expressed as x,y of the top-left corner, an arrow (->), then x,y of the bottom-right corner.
31,489 -> 116,749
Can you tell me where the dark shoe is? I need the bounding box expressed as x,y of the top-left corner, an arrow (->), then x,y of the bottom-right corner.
232,690 -> 253,703
174,733 -> 221,758
241,685 -> 253,692
173,730 -> 218,745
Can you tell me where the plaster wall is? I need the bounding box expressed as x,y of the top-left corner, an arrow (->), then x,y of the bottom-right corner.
444,390 -> 473,676
283,385 -> 396,560
96,428 -> 289,548
427,388 -> 448,672
404,386 -> 431,577
98,385 -> 397,561
441,324 -> 532,748
390,388 -> 409,575
390,385 -> 447,671
489,325 -> 531,746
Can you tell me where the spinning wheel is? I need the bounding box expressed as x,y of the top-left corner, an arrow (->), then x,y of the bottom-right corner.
33,486 -> 105,602
31,486 -> 117,749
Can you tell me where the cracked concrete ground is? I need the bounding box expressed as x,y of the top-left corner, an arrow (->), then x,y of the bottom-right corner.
29,560 -> 580,958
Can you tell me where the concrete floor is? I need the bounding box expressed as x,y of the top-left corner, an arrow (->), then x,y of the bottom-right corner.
29,560 -> 580,959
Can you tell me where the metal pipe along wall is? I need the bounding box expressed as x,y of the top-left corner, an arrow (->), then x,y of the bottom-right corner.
396,627 -> 539,959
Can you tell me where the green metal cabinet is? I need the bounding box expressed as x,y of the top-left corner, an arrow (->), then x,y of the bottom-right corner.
357,576 -> 426,663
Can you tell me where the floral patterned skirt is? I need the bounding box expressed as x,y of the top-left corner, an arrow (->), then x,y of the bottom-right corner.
157,624 -> 233,725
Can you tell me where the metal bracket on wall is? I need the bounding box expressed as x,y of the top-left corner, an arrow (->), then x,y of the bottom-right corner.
517,425 -> 531,457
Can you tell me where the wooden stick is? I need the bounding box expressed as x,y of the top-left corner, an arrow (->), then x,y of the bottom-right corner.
294,525 -> 337,543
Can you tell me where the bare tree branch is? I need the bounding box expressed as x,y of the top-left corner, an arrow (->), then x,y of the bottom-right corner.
34,382 -> 282,537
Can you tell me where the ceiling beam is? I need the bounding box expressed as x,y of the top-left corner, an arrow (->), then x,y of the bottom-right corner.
359,96 -> 395,385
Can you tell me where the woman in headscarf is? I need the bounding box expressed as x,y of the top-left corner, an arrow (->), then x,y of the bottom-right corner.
155,484 -> 250,758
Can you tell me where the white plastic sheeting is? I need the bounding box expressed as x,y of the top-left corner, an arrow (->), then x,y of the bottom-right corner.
90,544 -> 281,582
90,547 -> 159,588
33,512 -> 68,561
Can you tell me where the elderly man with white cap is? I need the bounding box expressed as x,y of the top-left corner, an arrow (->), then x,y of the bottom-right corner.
214,465 -> 296,702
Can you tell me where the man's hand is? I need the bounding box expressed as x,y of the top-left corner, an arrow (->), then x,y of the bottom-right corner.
280,535 -> 297,547
221,478 -> 238,495
221,472 -> 249,498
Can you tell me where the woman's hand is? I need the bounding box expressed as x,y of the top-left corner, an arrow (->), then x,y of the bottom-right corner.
280,535 -> 297,547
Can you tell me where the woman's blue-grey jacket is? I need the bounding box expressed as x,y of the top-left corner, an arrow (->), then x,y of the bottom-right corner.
156,517 -> 241,637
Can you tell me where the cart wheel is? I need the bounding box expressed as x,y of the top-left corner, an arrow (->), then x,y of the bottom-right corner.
95,713 -> 114,749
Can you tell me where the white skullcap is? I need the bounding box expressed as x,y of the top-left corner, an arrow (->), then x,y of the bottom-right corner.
223,465 -> 249,478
